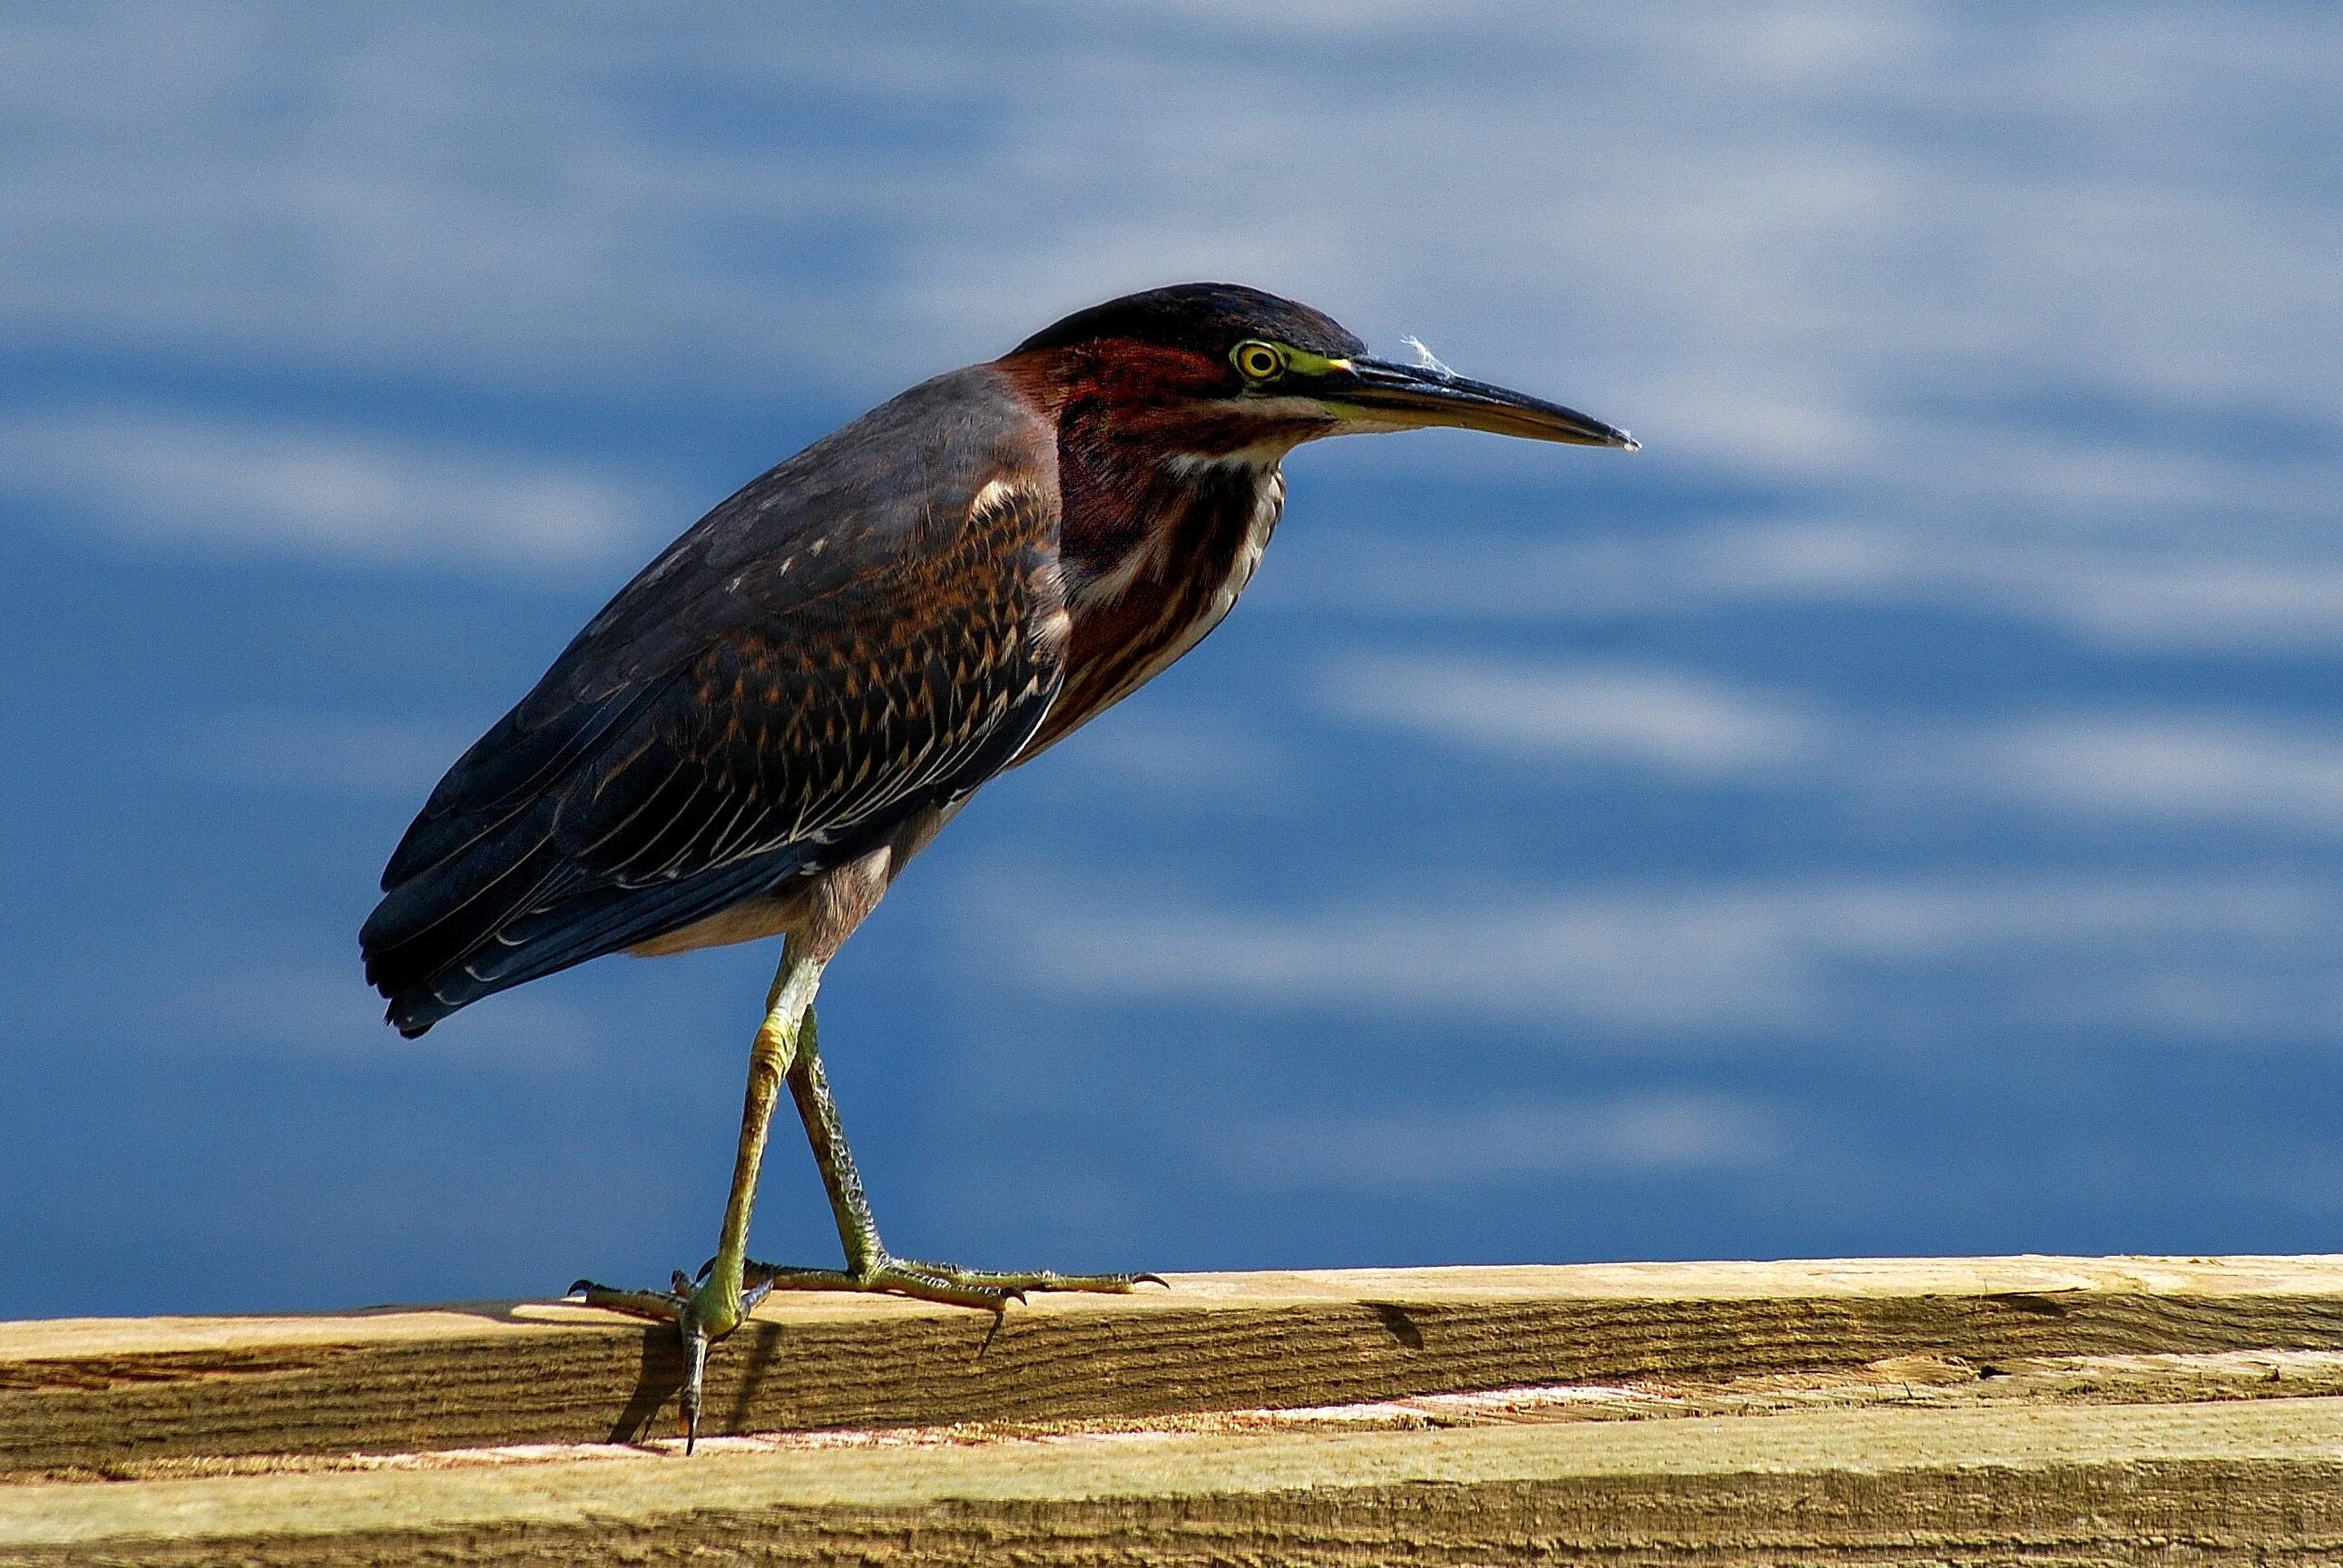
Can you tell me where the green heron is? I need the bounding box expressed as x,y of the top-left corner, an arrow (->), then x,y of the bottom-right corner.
361,283 -> 1634,1446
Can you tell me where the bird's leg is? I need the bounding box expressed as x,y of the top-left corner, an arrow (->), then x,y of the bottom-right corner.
742,1022 -> 1160,1307
570,940 -> 823,1451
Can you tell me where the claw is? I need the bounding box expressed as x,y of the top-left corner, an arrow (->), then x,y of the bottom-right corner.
570,1251 -> 1158,1454
741,1254 -> 1151,1310
678,1309 -> 710,1455
564,1269 -> 740,1451
569,1279 -> 692,1324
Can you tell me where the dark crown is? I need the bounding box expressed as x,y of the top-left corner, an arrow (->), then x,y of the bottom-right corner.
1013,282 -> 1367,361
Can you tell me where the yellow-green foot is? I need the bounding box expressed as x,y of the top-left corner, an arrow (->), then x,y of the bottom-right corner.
745,1255 -> 1164,1310
566,1268 -> 773,1453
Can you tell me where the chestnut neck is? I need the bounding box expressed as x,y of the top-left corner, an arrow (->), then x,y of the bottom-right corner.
996,344 -> 1301,576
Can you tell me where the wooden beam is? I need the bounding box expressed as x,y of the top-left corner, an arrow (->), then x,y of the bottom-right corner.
5,1391 -> 2341,1563
6,1255 -> 2343,1475
4,1256 -> 2342,1563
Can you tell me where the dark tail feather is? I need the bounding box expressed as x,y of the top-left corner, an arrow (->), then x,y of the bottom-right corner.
381,681 -> 668,891
362,804 -> 572,1035
362,838 -> 804,1037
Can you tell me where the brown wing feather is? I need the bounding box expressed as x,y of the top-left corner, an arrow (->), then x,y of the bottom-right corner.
361,368 -> 1064,1034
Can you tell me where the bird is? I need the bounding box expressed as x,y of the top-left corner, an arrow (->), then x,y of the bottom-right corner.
359,282 -> 1636,1447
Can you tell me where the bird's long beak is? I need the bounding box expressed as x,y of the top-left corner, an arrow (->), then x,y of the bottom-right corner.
1319,356 -> 1638,450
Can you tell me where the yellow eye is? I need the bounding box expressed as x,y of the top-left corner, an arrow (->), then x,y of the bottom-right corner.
1232,340 -> 1285,382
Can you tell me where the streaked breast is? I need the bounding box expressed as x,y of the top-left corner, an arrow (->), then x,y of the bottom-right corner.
1024,460 -> 1285,758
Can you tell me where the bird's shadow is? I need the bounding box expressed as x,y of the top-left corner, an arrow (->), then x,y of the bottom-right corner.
230,1293 -> 1000,1446
1366,1300 -> 1426,1349
319,1297 -> 587,1326
604,1320 -> 688,1445
279,1298 -> 712,1446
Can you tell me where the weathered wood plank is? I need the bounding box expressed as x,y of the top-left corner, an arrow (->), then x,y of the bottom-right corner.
5,1394 -> 2341,1566
4,1255 -> 2342,1475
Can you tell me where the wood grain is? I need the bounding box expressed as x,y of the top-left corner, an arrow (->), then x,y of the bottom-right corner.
6,1256 -> 2343,1475
6,1256 -> 2343,1564
5,1395 -> 2341,1565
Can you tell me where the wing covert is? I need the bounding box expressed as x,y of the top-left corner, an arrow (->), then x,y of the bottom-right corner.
362,369 -> 1065,1033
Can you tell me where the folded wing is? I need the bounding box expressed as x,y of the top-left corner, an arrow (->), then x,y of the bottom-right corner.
361,368 -> 1064,1035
